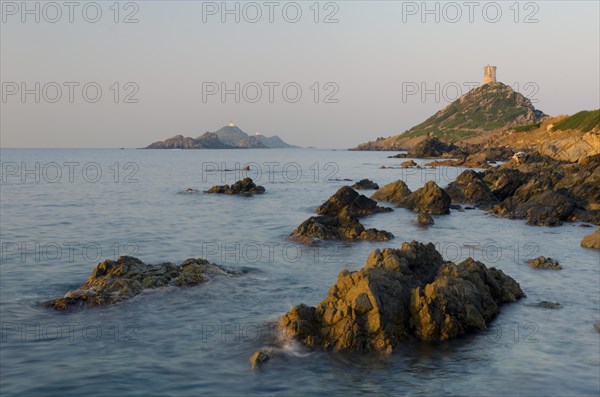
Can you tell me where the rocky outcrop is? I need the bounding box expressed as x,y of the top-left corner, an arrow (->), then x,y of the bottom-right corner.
527,256 -> 562,270
250,350 -> 271,369
289,215 -> 394,242
409,137 -> 465,158
371,180 -> 412,203
445,170 -> 499,209
206,178 -> 265,195
316,186 -> 392,218
145,132 -> 234,149
351,179 -> 379,190
446,152 -> 600,226
581,228 -> 600,249
424,153 -> 490,169
290,187 -> 393,242
279,241 -> 524,351
398,181 -> 451,215
45,256 -> 234,310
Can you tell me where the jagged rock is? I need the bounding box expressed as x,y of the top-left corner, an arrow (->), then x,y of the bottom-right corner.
316,186 -> 392,218
594,324 -> 600,333
351,179 -> 379,190
289,215 -> 393,242
398,181 -> 451,214
206,177 -> 265,195
279,242 -> 524,351
400,160 -> 417,168
242,165 -> 251,171
446,170 -> 499,209
371,180 -> 412,203
526,256 -> 562,270
424,153 -> 490,169
445,153 -> 600,226
290,187 -> 394,242
416,213 -> 434,225
409,137 -> 465,158
250,350 -> 271,369
44,256 -> 234,310
581,228 -> 600,249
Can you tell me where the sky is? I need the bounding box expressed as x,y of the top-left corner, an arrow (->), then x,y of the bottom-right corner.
1,0 -> 599,148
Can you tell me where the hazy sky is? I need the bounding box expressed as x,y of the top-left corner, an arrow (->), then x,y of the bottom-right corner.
1,0 -> 599,148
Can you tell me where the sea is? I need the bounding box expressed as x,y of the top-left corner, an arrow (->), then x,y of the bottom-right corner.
1,148 -> 599,396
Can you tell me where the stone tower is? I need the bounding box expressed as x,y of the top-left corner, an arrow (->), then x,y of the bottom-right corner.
484,65 -> 497,84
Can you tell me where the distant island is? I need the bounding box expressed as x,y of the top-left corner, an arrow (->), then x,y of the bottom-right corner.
144,123 -> 298,149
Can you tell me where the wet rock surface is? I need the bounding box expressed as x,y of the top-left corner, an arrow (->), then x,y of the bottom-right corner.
446,153 -> 600,226
351,179 -> 380,190
279,241 -> 524,351
400,160 -> 418,168
206,178 -> 265,195
416,213 -> 435,225
581,227 -> 600,249
45,256 -> 235,310
290,187 -> 394,242
527,256 -> 562,270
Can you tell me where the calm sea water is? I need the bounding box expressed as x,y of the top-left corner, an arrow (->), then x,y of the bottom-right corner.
1,148 -> 599,396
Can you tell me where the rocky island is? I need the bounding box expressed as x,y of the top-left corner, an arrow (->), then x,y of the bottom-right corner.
144,123 -> 297,149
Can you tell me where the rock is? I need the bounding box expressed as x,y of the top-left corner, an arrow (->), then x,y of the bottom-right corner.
316,186 -> 392,218
446,170 -> 499,209
424,153 -> 490,169
533,301 -> 561,309
594,323 -> 600,333
179,188 -> 200,194
290,187 -> 394,242
279,242 -> 524,351
44,256 -> 235,310
371,180 -> 412,203
388,153 -> 408,158
351,179 -> 379,190
443,153 -> 600,226
242,165 -> 251,171
581,228 -> 600,249
416,213 -> 434,225
250,350 -> 271,369
409,137 -> 464,158
400,160 -> 417,168
398,181 -> 451,215
206,177 -> 265,195
526,256 -> 562,270
289,215 -> 393,242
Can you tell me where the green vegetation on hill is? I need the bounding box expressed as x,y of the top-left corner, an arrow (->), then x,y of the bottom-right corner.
552,110 -> 600,133
513,122 -> 541,133
398,82 -> 546,142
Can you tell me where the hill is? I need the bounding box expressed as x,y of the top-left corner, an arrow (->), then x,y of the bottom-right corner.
352,82 -> 548,150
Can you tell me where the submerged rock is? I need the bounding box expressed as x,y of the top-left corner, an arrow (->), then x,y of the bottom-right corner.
206,177 -> 265,195
250,350 -> 271,369
527,256 -> 562,270
179,188 -> 200,194
398,181 -> 451,215
45,256 -> 235,310
416,213 -> 434,225
581,228 -> 600,249
351,179 -> 380,190
371,180 -> 412,203
279,241 -> 524,351
532,301 -> 561,309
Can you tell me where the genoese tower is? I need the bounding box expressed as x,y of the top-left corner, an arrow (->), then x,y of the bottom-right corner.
483,65 -> 497,84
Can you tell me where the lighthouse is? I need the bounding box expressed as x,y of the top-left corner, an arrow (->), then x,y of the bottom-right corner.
483,65 -> 497,84
228,121 -> 235,127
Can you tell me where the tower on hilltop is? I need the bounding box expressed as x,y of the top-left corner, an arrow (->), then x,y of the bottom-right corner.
484,65 -> 497,84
